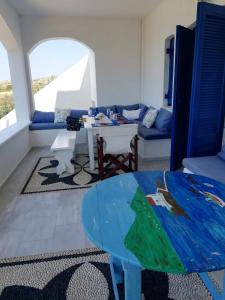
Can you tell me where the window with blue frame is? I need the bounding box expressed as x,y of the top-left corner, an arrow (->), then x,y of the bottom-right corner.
164,36 -> 174,106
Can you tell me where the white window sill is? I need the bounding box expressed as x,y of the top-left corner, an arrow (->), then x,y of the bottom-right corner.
0,122 -> 30,147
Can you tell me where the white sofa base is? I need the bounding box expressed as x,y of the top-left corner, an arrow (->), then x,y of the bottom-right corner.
139,137 -> 171,159
30,128 -> 89,154
30,129 -> 171,159
30,128 -> 87,146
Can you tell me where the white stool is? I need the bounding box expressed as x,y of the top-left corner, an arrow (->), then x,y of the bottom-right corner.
51,130 -> 76,175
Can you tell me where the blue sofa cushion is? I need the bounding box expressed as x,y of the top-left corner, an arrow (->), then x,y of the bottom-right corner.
29,122 -> 66,131
98,106 -> 116,115
137,122 -> 171,140
116,104 -> 140,116
155,108 -> 172,132
32,111 -> 54,123
183,156 -> 225,184
90,106 -> 116,116
90,107 -> 98,116
139,104 -> 148,121
70,109 -> 88,119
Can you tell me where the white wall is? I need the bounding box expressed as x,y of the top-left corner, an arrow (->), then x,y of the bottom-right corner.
34,55 -> 94,111
142,0 -> 197,108
0,126 -> 30,187
20,16 -> 141,108
0,0 -> 30,123
0,0 -> 31,187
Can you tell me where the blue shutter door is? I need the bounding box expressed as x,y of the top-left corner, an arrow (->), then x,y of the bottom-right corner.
187,3 -> 225,157
170,26 -> 195,171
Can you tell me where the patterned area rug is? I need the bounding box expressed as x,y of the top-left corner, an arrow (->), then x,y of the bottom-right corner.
0,247 -> 214,300
21,155 -> 101,194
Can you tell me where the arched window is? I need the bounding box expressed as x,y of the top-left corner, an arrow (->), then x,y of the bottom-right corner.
29,39 -> 97,112
0,42 -> 16,131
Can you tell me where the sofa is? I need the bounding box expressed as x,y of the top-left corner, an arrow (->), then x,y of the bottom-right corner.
89,103 -> 172,141
29,109 -> 88,131
29,109 -> 88,150
183,143 -> 225,184
29,104 -> 172,159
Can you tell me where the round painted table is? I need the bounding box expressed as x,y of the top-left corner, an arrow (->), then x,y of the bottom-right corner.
82,171 -> 225,300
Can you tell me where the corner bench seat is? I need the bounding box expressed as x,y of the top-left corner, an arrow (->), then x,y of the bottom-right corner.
29,103 -> 172,141
183,156 -> 225,184
29,105 -> 172,159
30,121 -> 170,140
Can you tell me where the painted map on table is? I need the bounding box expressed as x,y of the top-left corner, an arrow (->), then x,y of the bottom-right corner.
124,171 -> 225,274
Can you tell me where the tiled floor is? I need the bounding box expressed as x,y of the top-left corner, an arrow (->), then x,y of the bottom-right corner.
0,147 -> 170,258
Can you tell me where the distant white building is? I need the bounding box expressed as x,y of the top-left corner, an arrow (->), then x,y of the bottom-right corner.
34,53 -> 97,112
0,109 -> 16,131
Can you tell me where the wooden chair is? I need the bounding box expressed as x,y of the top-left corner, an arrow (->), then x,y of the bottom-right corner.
96,124 -> 139,180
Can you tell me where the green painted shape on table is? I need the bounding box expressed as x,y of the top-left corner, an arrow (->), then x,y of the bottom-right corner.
124,186 -> 186,274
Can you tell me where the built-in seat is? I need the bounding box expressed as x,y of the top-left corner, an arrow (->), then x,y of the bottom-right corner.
136,121 -> 170,140
183,156 -> 225,184
30,104 -> 172,141
90,103 -> 172,141
29,109 -> 87,131
29,104 -> 172,159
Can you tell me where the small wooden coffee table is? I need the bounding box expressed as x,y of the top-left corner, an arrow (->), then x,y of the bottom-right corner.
51,129 -> 76,175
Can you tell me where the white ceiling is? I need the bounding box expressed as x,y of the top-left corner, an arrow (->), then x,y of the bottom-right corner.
8,0 -> 160,17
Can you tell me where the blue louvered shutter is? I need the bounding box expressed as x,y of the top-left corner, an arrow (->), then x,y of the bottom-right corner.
170,26 -> 195,171
187,3 -> 225,157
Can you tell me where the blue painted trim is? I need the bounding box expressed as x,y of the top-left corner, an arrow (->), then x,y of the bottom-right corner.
170,25 -> 194,171
165,37 -> 174,106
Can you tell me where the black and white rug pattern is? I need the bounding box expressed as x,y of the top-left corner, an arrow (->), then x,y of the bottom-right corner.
21,155 -> 101,194
21,155 -> 124,194
0,247 -> 215,299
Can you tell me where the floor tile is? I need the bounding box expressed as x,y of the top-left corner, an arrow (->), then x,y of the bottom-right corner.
0,229 -> 24,258
22,215 -> 56,242
53,223 -> 86,251
0,147 -> 169,259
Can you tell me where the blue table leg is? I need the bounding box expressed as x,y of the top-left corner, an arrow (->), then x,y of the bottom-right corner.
109,255 -> 123,300
199,272 -> 225,300
110,256 -> 123,284
122,261 -> 142,300
222,271 -> 225,300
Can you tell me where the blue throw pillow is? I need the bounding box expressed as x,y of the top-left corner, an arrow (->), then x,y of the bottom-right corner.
90,107 -> 98,116
217,145 -> 225,161
32,110 -> 54,123
70,109 -> 88,119
116,104 -> 140,116
154,108 -> 172,132
90,106 -> 116,116
139,104 -> 148,121
98,106 -> 116,115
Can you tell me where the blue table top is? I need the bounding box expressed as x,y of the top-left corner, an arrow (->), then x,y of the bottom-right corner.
82,171 -> 225,274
